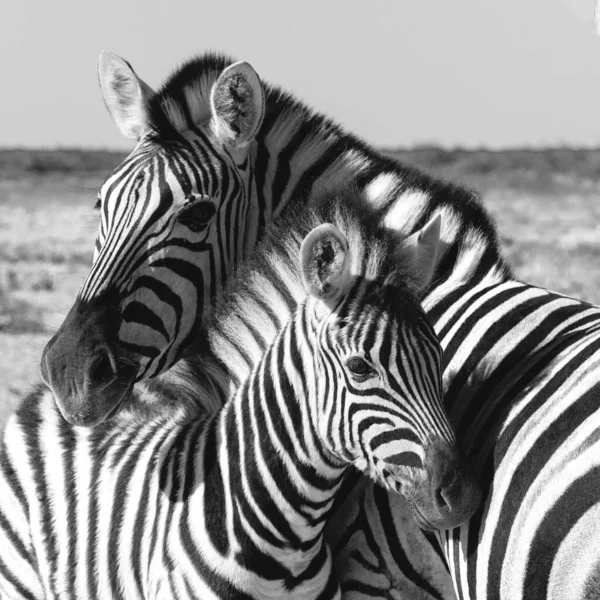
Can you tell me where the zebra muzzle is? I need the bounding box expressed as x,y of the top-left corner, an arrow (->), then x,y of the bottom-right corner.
420,439 -> 483,530
41,297 -> 138,427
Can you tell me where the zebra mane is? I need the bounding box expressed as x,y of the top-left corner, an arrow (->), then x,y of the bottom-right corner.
147,52 -> 344,148
146,52 -> 510,287
205,187 -> 415,387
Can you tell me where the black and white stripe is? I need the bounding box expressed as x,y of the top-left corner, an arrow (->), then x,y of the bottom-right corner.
83,139 -> 254,378
427,281 -> 600,600
39,51 -> 600,598
42,51 -> 504,428
0,197 -> 469,599
41,51 -> 491,599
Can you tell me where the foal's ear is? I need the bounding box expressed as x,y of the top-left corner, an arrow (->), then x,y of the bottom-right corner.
211,61 -> 265,148
401,214 -> 442,295
98,51 -> 155,141
300,224 -> 352,308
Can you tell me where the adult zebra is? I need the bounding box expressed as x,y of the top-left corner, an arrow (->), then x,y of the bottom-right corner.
39,52 -> 600,598
0,195 -> 481,599
40,51 -> 504,429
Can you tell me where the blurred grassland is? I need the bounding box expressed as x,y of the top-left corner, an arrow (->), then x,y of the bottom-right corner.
1,147 -> 600,420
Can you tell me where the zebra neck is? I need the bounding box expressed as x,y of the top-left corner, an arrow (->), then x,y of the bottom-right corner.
254,118 -> 375,218
215,327 -> 346,573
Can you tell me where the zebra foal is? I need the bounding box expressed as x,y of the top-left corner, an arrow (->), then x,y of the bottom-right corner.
0,198 -> 480,599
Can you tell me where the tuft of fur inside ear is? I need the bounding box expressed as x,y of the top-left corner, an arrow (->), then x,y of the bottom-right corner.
211,62 -> 265,148
98,50 -> 155,141
213,73 -> 255,139
300,224 -> 351,308
307,236 -> 347,300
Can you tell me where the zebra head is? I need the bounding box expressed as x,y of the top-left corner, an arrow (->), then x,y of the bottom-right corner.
41,52 -> 266,426
300,217 -> 482,530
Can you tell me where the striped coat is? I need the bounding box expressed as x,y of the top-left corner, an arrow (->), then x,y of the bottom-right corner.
0,197 -> 481,599
36,51 -> 600,598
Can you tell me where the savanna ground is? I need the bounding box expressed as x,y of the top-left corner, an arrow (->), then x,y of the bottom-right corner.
1,147 -> 600,424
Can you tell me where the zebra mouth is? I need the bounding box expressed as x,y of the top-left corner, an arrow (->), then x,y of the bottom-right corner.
402,493 -> 438,531
379,469 -> 449,531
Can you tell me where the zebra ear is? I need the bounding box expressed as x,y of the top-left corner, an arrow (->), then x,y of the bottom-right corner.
300,224 -> 352,308
211,61 -> 265,148
401,214 -> 442,295
98,51 -> 155,141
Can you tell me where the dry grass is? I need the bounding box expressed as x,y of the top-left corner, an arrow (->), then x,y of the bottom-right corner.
483,186 -> 600,301
1,149 -> 599,424
0,176 -> 100,420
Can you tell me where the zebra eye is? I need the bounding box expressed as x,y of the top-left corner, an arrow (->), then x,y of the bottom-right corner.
346,356 -> 375,381
179,200 -> 216,233
94,196 -> 101,210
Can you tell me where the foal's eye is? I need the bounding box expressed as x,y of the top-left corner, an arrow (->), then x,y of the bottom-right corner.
346,356 -> 375,381
179,199 -> 216,233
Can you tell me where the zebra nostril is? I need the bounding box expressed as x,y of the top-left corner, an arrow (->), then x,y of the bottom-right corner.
435,486 -> 450,511
88,349 -> 117,386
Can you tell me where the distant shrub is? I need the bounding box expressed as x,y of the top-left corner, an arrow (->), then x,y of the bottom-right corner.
28,153 -> 76,174
0,149 -> 128,178
385,146 -> 600,191
0,293 -> 47,334
3,146 -> 600,189
6,270 -> 20,291
31,273 -> 55,292
387,146 -> 462,169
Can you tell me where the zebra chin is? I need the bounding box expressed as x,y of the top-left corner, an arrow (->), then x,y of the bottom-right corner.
379,439 -> 483,531
401,476 -> 482,532
52,380 -> 135,427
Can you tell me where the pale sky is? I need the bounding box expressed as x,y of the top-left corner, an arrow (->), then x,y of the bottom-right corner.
1,0 -> 599,149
